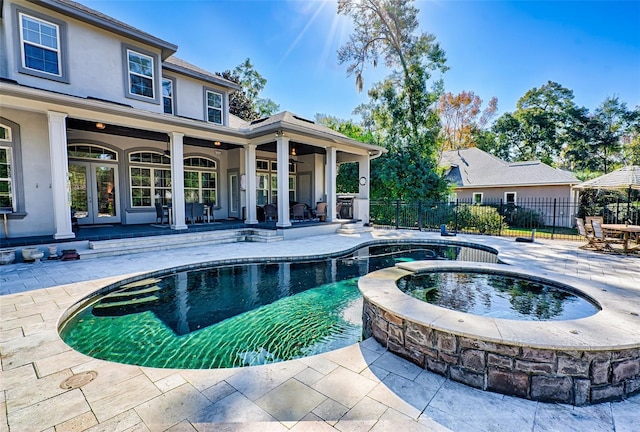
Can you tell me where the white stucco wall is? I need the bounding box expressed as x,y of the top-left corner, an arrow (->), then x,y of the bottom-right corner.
1,108 -> 55,237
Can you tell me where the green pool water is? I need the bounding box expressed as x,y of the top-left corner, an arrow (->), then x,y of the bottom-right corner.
60,243 -> 498,369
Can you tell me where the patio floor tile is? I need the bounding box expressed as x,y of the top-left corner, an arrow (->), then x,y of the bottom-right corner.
312,366 -> 378,409
532,402 -> 614,432
188,391 -> 277,424
225,361 -> 306,401
89,373 -> 161,423
255,378 -> 327,422
7,389 -> 89,431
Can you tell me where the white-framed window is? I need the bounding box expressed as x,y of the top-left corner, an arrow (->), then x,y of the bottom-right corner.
0,145 -> 13,210
256,158 -> 297,205
256,173 -> 270,206
184,157 -> 218,205
127,49 -> 155,99
162,77 -> 174,114
473,192 -> 483,204
19,12 -> 61,76
206,90 -> 223,124
129,151 -> 171,207
0,125 -> 11,142
505,192 -> 517,205
68,144 -> 117,161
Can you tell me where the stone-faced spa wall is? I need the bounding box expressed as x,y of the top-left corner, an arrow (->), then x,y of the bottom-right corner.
363,299 -> 640,405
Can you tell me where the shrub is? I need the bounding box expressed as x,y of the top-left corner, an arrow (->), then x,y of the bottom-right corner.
457,204 -> 506,234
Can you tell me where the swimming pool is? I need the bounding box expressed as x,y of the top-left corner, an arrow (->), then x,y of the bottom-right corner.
59,242 -> 498,369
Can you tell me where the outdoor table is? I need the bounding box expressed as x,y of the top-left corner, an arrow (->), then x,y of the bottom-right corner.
602,224 -> 640,253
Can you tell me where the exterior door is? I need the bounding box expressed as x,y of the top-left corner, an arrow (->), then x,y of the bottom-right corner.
297,172 -> 312,206
228,170 -> 240,219
69,162 -> 120,225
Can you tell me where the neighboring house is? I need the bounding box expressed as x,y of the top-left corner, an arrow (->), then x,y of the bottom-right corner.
0,0 -> 384,240
440,148 -> 580,226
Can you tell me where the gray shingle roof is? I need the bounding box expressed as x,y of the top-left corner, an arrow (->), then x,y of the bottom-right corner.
163,57 -> 240,90
40,0 -> 177,58
441,148 -> 578,188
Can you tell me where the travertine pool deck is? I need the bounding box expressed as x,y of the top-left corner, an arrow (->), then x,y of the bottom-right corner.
1,229 -> 639,431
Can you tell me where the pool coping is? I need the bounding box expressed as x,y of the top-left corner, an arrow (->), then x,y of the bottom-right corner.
358,260 -> 640,405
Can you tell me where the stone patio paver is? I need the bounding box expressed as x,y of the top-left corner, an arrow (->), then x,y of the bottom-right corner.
1,230 -> 639,431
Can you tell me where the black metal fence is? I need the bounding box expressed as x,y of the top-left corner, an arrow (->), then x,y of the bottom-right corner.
369,197 -> 640,241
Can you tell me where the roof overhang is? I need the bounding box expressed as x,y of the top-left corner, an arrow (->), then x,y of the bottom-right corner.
29,0 -> 178,59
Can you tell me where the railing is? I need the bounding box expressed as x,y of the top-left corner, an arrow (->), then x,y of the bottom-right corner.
370,197 -> 640,241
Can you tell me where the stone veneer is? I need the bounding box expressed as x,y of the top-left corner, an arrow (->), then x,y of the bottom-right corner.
359,262 -> 640,406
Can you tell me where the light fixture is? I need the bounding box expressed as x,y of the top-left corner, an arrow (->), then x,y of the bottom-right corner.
290,147 -> 296,156
214,141 -> 221,146
95,122 -> 106,130
275,130 -> 285,138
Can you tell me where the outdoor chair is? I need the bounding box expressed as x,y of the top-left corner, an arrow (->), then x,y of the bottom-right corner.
264,204 -> 277,221
155,203 -> 169,225
591,220 -> 625,253
585,216 -> 603,236
185,203 -> 194,224
313,202 -> 327,221
576,218 -> 602,250
192,203 -> 205,223
292,203 -> 308,221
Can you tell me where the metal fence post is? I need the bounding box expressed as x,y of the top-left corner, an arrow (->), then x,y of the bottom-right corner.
417,200 -> 423,231
395,199 -> 400,230
551,198 -> 557,240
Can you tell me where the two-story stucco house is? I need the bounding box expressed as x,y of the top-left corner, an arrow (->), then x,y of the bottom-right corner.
0,0 -> 384,241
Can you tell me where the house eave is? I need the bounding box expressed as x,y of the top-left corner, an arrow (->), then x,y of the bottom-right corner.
454,182 -> 580,189
29,0 -> 178,59
162,63 -> 241,91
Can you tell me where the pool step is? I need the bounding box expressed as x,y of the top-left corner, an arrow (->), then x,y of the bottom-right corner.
94,295 -> 160,309
80,229 -> 283,259
105,285 -> 161,299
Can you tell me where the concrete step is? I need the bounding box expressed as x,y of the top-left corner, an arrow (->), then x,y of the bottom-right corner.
80,229 -> 282,259
335,222 -> 374,235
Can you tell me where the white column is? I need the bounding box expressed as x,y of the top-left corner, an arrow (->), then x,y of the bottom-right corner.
47,111 -> 75,239
325,147 -> 337,222
276,135 -> 291,227
357,154 -> 370,224
244,144 -> 258,224
169,132 -> 188,230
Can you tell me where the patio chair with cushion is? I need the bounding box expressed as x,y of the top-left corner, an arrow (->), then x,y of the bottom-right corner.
591,220 -> 625,252
313,202 -> 327,221
185,203 -> 194,224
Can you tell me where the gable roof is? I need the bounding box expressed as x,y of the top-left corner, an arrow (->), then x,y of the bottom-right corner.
441,147 -> 579,188
163,57 -> 240,91
32,0 -> 178,58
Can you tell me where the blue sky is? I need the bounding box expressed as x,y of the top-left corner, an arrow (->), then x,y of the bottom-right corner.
82,0 -> 640,122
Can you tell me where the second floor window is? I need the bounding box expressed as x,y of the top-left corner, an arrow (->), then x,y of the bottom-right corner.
206,90 -> 222,124
162,78 -> 174,114
128,50 -> 154,99
19,13 -> 60,76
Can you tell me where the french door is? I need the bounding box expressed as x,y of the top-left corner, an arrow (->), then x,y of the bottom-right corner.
69,161 -> 121,225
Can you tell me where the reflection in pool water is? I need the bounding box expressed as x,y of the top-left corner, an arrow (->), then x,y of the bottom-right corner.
397,271 -> 600,320
60,243 -> 498,369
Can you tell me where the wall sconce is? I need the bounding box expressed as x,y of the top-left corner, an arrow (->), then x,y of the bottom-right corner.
290,147 -> 296,156
214,141 -> 221,146
274,130 -> 285,138
95,122 -> 106,130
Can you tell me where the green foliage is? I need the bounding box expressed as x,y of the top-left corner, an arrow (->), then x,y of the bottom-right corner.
217,58 -> 279,121
456,204 -> 506,234
338,0 -> 449,201
503,206 -> 545,228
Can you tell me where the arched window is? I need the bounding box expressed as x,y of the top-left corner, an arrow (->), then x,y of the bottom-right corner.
68,144 -> 117,160
0,124 -> 13,209
129,151 -> 171,207
184,156 -> 217,205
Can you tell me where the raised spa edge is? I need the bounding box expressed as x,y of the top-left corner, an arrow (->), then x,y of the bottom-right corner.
358,261 -> 640,406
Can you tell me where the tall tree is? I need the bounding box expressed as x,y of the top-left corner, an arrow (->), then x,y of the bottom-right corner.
488,81 -> 582,165
217,58 -> 279,121
566,97 -> 636,173
438,91 -> 498,151
338,0 -> 449,200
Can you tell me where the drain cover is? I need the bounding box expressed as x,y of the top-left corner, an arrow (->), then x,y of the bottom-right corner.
60,371 -> 98,389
